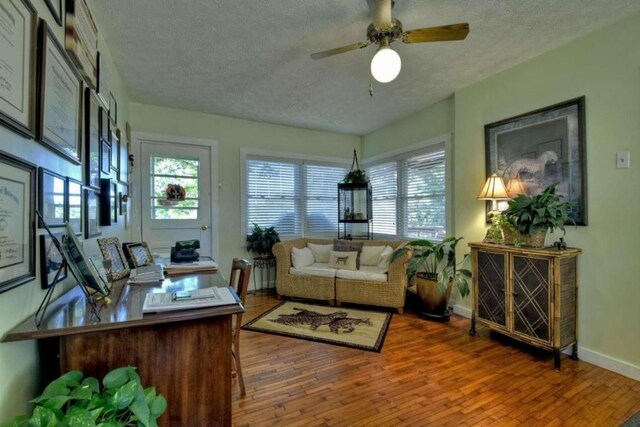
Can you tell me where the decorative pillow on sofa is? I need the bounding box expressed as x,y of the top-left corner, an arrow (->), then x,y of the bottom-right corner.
360,246 -> 386,266
377,246 -> 394,270
333,240 -> 363,269
307,243 -> 333,263
291,247 -> 315,269
327,250 -> 358,271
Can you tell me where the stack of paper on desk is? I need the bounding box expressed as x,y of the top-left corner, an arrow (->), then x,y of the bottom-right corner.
128,264 -> 165,284
164,260 -> 219,275
142,287 -> 236,313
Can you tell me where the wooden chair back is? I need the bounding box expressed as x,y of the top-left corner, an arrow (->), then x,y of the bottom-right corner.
229,258 -> 251,308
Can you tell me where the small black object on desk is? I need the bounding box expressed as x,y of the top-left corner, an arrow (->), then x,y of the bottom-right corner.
171,240 -> 200,263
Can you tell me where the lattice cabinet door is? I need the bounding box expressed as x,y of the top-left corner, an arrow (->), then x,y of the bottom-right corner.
475,250 -> 508,330
511,255 -> 551,344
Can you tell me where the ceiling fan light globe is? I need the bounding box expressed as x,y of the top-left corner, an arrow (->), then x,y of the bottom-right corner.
370,46 -> 401,83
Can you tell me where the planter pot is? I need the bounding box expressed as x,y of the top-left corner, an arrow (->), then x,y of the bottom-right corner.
413,273 -> 452,320
520,229 -> 547,248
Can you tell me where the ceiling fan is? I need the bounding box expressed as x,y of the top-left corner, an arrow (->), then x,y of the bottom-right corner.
310,0 -> 470,83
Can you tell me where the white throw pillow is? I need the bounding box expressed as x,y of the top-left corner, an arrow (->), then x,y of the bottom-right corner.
377,246 -> 394,270
360,246 -> 386,266
327,250 -> 358,271
291,247 -> 315,269
307,243 -> 333,263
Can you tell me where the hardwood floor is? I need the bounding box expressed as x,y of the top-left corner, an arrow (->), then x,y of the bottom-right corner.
232,293 -> 640,426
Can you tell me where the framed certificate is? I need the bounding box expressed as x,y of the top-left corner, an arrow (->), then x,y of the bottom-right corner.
64,0 -> 98,89
84,88 -> 101,189
0,150 -> 36,293
0,0 -> 37,138
37,20 -> 83,164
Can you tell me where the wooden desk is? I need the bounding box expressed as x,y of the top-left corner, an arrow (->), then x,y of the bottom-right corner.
3,272 -> 243,427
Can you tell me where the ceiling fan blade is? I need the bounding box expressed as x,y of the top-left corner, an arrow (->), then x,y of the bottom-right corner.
310,41 -> 370,60
402,23 -> 470,44
366,0 -> 393,29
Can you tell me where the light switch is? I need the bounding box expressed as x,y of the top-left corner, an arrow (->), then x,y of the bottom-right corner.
617,151 -> 630,169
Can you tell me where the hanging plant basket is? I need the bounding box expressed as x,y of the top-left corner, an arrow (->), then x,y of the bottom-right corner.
343,149 -> 368,184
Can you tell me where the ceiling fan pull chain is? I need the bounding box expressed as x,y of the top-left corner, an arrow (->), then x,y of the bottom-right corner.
369,81 -> 374,97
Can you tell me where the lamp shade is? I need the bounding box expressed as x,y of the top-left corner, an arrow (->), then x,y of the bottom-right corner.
370,45 -> 401,83
505,178 -> 526,198
477,173 -> 510,200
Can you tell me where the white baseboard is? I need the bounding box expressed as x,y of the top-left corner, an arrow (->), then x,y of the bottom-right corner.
452,303 -> 640,382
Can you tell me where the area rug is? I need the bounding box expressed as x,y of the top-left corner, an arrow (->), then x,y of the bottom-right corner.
242,301 -> 392,352
622,411 -> 640,427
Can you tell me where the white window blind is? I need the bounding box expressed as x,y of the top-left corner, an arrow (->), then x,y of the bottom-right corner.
246,158 -> 301,236
369,161 -> 397,236
367,142 -> 447,240
245,155 -> 348,238
304,164 -> 347,237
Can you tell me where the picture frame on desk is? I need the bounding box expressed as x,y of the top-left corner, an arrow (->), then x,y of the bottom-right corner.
97,237 -> 130,280
38,168 -> 66,228
37,20 -> 83,165
0,0 -> 37,139
84,188 -> 101,238
64,222 -> 109,295
0,150 -> 36,293
66,178 -> 83,236
123,242 -> 154,268
40,233 -> 67,289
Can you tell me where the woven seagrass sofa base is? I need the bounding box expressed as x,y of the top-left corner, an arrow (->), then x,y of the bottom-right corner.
272,238 -> 411,313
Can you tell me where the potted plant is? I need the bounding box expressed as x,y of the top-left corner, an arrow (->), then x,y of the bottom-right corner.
246,223 -> 281,257
391,237 -> 472,321
2,366 -> 166,427
485,213 -> 521,246
502,183 -> 572,247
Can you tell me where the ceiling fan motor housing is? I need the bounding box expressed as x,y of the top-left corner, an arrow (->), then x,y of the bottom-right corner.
367,18 -> 403,44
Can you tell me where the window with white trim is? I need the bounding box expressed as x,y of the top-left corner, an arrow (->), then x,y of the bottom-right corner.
367,142 -> 448,240
245,154 -> 349,238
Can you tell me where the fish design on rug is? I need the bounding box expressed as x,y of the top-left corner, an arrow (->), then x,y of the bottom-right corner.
269,307 -> 372,333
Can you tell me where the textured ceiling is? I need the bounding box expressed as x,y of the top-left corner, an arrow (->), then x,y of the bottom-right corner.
92,0 -> 640,135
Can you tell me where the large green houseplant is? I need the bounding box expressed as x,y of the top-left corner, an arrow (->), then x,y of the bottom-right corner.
2,367 -> 167,427
391,237 -> 471,320
502,183 -> 572,247
246,223 -> 281,257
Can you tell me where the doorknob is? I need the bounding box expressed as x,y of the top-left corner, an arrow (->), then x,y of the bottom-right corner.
201,225 -> 209,230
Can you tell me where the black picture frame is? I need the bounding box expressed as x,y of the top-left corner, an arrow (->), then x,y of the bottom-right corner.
43,0 -> 62,26
40,233 -> 67,289
84,88 -> 101,189
0,0 -> 37,138
97,237 -> 130,280
123,242 -> 154,268
99,178 -> 117,226
101,140 -> 111,175
37,20 -> 83,164
0,150 -> 36,293
484,97 -> 587,225
118,129 -> 129,184
66,177 -> 83,236
38,167 -> 66,228
110,130 -> 120,172
84,188 -> 101,238
109,92 -> 117,125
99,105 -> 109,142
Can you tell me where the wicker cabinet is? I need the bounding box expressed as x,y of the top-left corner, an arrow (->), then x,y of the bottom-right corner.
469,242 -> 581,370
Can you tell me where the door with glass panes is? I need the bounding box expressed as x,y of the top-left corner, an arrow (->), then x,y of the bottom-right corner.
140,140 -> 213,258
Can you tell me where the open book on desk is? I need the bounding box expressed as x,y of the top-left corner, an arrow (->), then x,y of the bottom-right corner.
128,264 -> 165,284
143,286 -> 237,313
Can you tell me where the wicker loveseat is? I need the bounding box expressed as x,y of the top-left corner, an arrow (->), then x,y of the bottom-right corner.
272,239 -> 411,313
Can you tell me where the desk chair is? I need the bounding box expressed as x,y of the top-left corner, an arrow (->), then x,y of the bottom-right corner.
229,258 -> 251,396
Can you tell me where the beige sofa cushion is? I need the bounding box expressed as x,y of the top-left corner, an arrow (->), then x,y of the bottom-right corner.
327,251 -> 358,271
307,243 -> 333,263
291,247 -> 314,269
360,246 -> 386,266
335,266 -> 388,282
289,263 -> 337,278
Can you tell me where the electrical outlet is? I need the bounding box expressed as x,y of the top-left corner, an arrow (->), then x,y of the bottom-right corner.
617,151 -> 630,169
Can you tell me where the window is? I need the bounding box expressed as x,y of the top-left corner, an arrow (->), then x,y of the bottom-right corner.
244,153 -> 348,238
151,155 -> 200,219
367,140 -> 449,240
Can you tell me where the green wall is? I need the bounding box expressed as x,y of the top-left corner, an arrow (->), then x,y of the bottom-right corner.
364,12 -> 640,375
0,1 -> 131,418
129,103 -> 360,274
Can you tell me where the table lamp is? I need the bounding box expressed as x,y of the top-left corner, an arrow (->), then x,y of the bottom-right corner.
478,173 -> 510,216
505,177 -> 526,198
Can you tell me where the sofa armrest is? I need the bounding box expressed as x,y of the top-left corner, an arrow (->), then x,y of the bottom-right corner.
387,242 -> 412,289
272,238 -> 306,276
